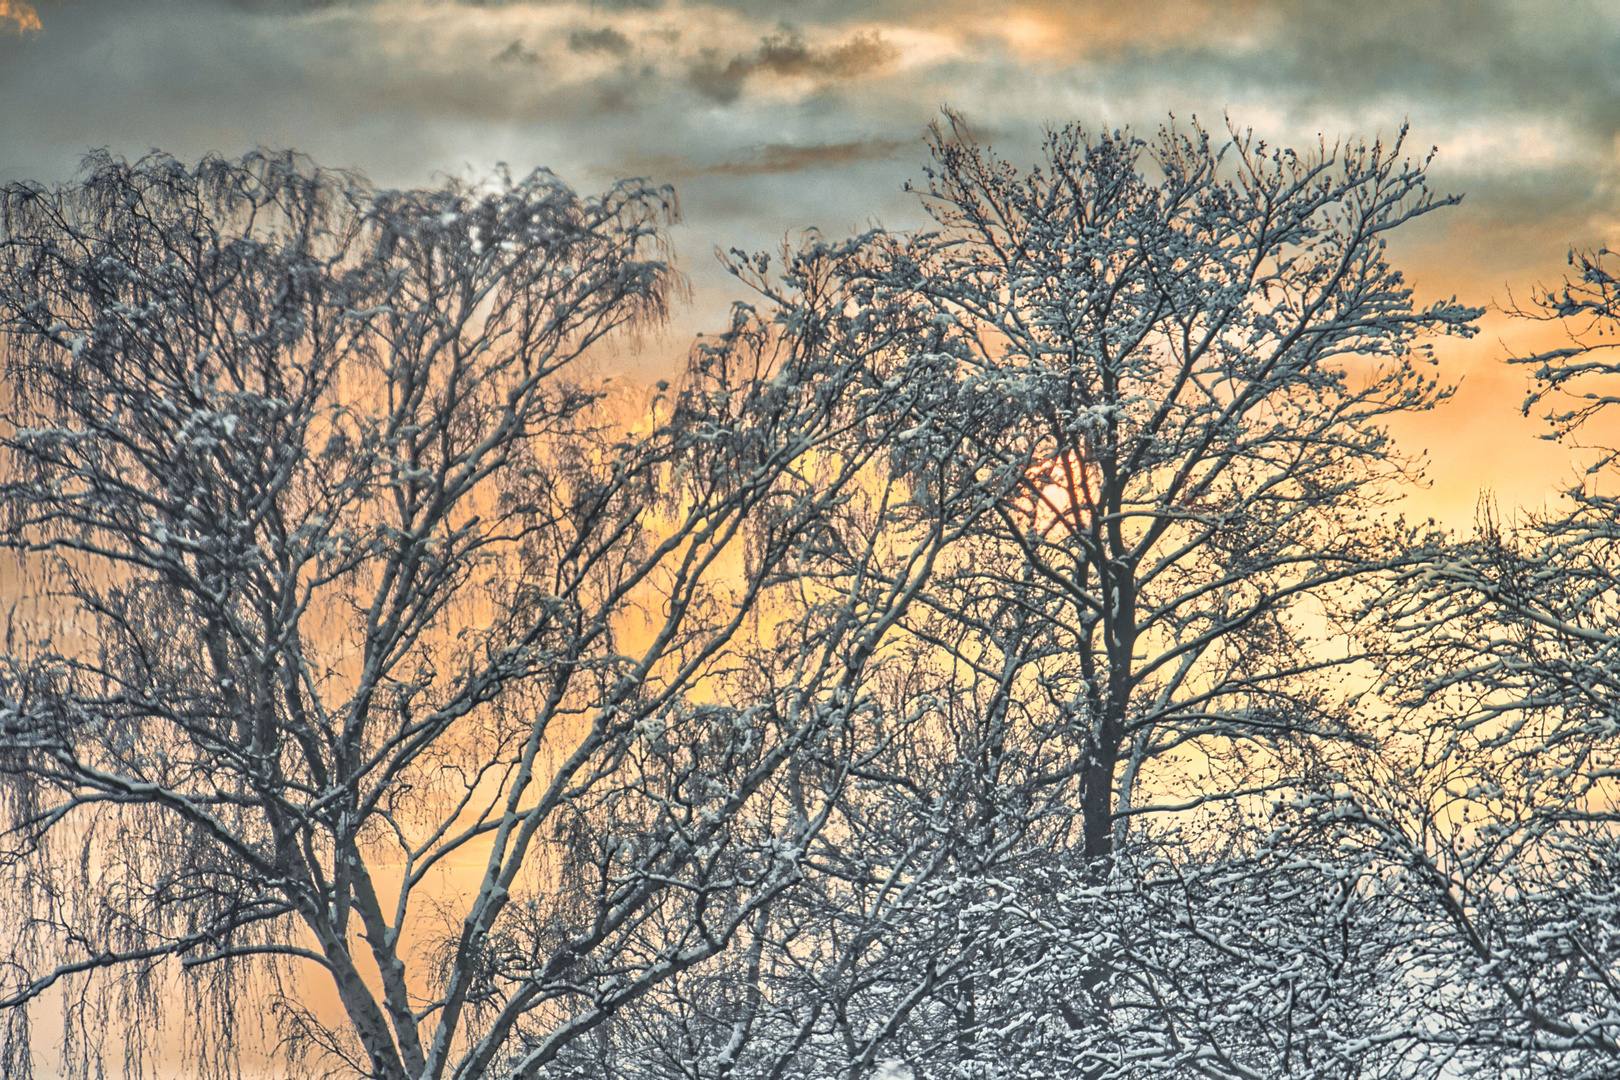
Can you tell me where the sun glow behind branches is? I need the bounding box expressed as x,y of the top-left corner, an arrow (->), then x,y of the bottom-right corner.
1010,449 -> 1099,542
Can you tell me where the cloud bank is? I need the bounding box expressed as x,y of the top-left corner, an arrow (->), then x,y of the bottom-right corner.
2,0 -> 1616,520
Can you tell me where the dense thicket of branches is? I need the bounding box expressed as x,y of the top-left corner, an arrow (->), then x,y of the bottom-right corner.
1336,249 -> 1620,1077
583,116 -> 1482,1080
0,121 -> 1616,1080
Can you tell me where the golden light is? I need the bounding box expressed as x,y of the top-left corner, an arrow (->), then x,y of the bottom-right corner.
1010,447 -> 1097,541
0,0 -> 41,33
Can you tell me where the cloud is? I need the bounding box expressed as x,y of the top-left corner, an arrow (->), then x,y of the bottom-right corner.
568,25 -> 632,55
701,137 -> 913,176
687,28 -> 899,103
685,51 -> 750,103
756,28 -> 896,77
5,0 -> 1615,237
607,137 -> 914,181
1,0 -> 41,33
493,38 -> 542,64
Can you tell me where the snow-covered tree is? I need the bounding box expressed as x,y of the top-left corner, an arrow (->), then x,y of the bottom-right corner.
894,111 -> 1478,865
0,151 -> 954,1080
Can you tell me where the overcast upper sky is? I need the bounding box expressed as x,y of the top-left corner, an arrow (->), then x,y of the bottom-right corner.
4,0 -> 1618,523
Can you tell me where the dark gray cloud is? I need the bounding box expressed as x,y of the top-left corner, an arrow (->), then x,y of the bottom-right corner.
686,28 -> 897,103
755,28 -> 895,77
493,37 -> 543,63
1186,0 -> 1620,148
684,50 -> 750,103
568,25 -> 631,54
632,136 -> 914,179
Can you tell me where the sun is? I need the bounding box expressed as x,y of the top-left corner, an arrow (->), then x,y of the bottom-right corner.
1010,447 -> 1097,541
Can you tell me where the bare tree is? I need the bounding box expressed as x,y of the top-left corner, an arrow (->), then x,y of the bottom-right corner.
895,111 -> 1478,863
0,151 -> 948,1080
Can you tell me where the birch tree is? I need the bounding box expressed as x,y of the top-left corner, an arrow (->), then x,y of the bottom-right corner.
0,151 -> 948,1080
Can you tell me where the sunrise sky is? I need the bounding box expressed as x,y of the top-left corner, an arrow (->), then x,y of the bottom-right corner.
4,0 -> 1616,527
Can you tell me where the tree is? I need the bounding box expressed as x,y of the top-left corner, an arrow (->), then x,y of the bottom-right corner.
547,113 -> 1484,1080
0,150 -> 950,1080
898,111 -> 1478,863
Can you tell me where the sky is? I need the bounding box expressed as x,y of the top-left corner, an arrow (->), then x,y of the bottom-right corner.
3,0 -> 1618,527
